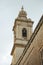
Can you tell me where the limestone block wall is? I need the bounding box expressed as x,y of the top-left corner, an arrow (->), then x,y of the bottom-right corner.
11,47 -> 24,65
20,23 -> 43,65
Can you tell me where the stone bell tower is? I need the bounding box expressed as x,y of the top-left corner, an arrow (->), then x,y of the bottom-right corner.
11,6 -> 33,65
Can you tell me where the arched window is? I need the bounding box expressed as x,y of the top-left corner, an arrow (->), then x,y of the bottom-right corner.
22,28 -> 27,37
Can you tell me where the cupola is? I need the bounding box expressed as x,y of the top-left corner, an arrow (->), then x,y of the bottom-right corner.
18,6 -> 27,18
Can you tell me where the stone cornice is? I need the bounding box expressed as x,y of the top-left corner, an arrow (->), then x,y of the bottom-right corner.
15,38 -> 29,41
16,23 -> 33,27
15,18 -> 33,23
15,15 -> 43,65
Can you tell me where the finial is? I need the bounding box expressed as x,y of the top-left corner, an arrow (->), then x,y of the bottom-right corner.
21,6 -> 24,10
18,6 -> 27,18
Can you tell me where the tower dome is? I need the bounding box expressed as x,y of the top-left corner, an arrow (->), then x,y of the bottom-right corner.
18,6 -> 27,18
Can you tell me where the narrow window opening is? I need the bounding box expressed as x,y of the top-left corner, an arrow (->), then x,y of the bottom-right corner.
22,28 -> 27,37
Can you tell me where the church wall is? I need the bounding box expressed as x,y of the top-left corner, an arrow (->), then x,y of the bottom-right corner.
12,47 -> 24,65
15,47 -> 24,64
20,24 -> 43,65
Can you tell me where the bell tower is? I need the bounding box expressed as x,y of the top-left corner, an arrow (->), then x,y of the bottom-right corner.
11,6 -> 33,65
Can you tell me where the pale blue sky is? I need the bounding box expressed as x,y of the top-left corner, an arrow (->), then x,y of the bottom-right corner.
0,0 -> 43,65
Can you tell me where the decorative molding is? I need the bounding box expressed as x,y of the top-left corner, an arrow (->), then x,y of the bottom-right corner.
14,44 -> 25,48
15,18 -> 33,24
15,38 -> 28,41
17,23 -> 33,27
